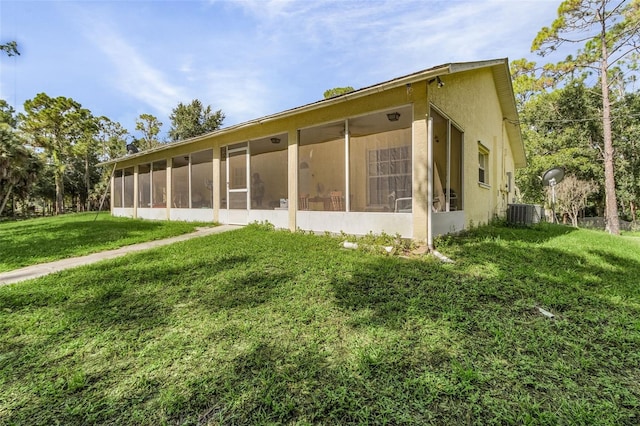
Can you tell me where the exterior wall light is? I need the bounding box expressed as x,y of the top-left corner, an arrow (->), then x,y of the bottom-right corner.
271,137 -> 281,144
428,76 -> 445,88
387,112 -> 401,122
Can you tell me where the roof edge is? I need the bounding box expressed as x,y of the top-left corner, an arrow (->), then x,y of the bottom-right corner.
100,58 -> 522,166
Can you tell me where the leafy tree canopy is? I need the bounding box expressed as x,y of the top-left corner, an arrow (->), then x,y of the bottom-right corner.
516,81 -> 604,204
135,114 -> 163,150
96,117 -> 128,161
168,99 -> 224,142
19,93 -> 94,214
530,0 -> 640,234
323,87 -> 355,99
0,100 -> 18,128
0,124 -> 42,215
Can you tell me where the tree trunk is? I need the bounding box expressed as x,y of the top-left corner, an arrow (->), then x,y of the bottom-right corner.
600,21 -> 620,235
0,183 -> 13,216
52,150 -> 65,215
55,170 -> 64,215
84,153 -> 90,211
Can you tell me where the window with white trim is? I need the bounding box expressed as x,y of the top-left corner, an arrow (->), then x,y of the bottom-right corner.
478,143 -> 489,185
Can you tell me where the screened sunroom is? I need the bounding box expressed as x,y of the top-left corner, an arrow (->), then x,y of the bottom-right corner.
105,58 -> 525,243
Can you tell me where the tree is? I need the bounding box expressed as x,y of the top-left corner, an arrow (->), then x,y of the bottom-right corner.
612,91 -> 640,222
510,59 -> 559,110
96,117 -> 128,162
135,113 -> 163,150
20,93 -> 93,214
1,99 -> 41,216
323,86 -> 355,99
532,0 -> 640,234
0,100 -> 18,128
92,117 -> 129,209
0,124 -> 41,216
72,117 -> 100,211
516,81 -> 603,205
0,41 -> 20,57
168,99 -> 224,141
32,162 -> 56,215
551,174 -> 598,227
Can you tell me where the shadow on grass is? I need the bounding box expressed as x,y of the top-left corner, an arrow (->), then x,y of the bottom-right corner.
332,230 -> 640,328
586,249 -> 640,299
328,231 -> 640,424
0,245 -> 300,425
171,340 -> 455,425
441,222 -> 578,245
1,225 -> 639,425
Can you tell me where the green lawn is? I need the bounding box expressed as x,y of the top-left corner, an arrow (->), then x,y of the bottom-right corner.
0,212 -> 210,272
1,222 -> 639,425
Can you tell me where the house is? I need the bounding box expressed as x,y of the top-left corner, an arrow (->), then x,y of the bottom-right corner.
103,58 -> 525,246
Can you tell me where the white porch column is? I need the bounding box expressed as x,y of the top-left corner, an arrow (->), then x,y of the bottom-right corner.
288,129 -> 298,232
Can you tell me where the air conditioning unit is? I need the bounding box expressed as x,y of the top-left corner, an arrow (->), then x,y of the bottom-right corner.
507,204 -> 544,226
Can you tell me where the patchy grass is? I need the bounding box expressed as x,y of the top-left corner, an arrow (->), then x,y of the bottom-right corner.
0,212 -> 210,272
0,222 -> 639,425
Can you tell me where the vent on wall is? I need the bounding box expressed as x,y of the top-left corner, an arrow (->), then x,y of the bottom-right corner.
507,204 -> 544,226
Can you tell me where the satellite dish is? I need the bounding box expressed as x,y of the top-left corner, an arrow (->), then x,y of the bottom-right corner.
542,167 -> 565,186
541,166 -> 564,224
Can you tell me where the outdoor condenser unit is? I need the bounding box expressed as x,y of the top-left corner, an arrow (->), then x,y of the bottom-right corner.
507,204 -> 544,226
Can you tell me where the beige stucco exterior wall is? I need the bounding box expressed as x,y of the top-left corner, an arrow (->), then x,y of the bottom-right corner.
428,67 -> 517,228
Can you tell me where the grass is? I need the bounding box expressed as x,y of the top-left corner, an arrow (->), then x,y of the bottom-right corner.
0,220 -> 639,424
0,212 -> 210,272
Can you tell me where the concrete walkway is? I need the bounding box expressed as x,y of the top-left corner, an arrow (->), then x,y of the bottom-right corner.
0,224 -> 242,287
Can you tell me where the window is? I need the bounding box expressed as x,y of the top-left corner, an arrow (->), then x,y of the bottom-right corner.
250,136 -> 287,210
170,151 -> 214,209
172,155 -> 189,208
478,143 -> 489,185
367,145 -> 411,209
191,150 -> 213,208
349,107 -> 412,212
113,169 -> 123,208
123,167 -> 134,207
450,126 -> 463,210
138,164 -> 151,207
431,107 -> 463,212
299,122 -> 345,211
152,160 -> 167,208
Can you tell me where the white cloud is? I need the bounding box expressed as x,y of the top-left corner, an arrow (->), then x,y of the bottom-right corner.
82,19 -> 187,118
32,0 -> 567,133
211,0 -> 562,90
200,68 -> 273,126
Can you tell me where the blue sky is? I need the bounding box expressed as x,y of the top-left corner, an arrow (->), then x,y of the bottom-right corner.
1,0 -> 565,140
